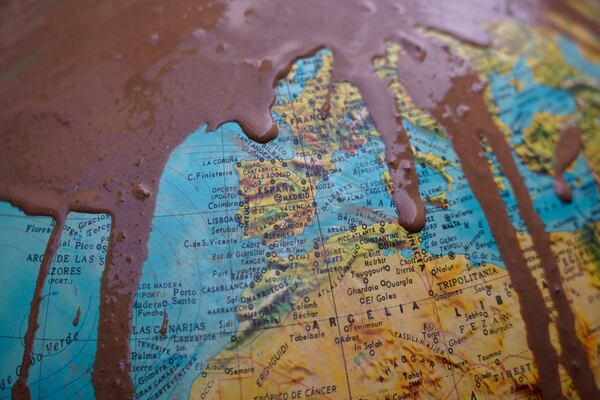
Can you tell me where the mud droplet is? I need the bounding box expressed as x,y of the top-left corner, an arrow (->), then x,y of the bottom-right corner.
399,159 -> 412,171
73,306 -> 81,326
132,184 -> 151,200
259,58 -> 273,74
456,104 -> 470,117
193,28 -> 206,40
470,80 -> 487,93
553,286 -> 561,294
160,310 -> 168,336
115,231 -> 126,242
215,43 -> 228,54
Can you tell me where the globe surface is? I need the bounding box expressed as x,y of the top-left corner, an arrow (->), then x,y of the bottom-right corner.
1,18 -> 600,400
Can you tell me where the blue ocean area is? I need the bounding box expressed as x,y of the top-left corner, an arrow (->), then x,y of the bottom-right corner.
0,203 -> 52,400
30,213 -> 110,400
131,123 -> 259,399
129,51 -> 337,398
278,49 -> 328,102
402,121 -> 505,267
559,36 -> 600,82
489,58 -> 575,148
489,56 -> 600,235
0,202 -> 110,400
297,116 -> 507,268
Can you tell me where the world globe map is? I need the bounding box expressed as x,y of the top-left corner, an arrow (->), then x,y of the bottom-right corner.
1,20 -> 600,400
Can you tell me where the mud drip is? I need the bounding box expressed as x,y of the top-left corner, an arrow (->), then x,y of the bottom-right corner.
12,214 -> 64,400
553,126 -> 582,202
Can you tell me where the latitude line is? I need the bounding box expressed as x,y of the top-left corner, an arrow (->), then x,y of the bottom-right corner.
152,182 -> 392,218
11,268 -> 594,343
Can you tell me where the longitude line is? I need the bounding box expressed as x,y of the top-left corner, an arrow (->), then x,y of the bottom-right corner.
220,126 -> 244,400
285,82 -> 353,399
408,233 -> 461,399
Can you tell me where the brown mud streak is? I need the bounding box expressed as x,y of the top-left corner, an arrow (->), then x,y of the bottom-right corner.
0,1 -> 598,399
482,116 -> 599,398
423,62 -> 597,397
341,70 -> 425,232
12,213 -> 65,400
393,31 -> 569,397
92,204 -> 157,399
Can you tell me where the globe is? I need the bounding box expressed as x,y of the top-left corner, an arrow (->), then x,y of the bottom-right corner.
1,7 -> 600,400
